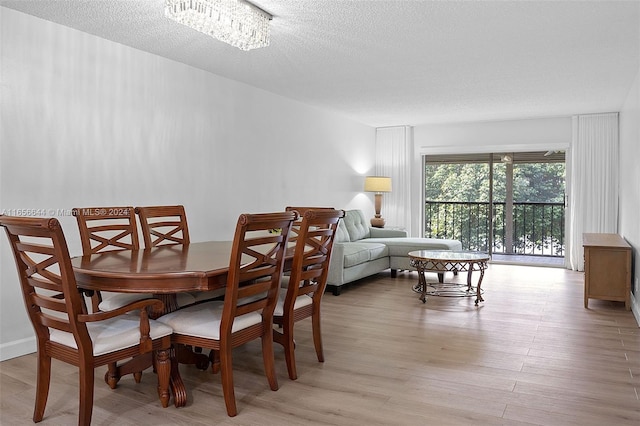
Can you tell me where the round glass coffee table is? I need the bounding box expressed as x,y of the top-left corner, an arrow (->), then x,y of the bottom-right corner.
408,250 -> 490,305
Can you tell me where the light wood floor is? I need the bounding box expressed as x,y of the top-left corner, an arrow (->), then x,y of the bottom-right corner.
1,264 -> 639,425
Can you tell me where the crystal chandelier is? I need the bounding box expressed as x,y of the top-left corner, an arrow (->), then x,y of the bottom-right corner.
165,0 -> 271,51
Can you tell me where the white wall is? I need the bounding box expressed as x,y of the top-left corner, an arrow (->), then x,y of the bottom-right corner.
414,117 -> 572,155
410,117 -> 572,236
0,8 -> 376,360
619,44 -> 640,323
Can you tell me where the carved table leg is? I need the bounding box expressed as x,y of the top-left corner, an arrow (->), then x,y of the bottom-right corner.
169,346 -> 188,408
156,348 -> 171,408
147,295 -> 195,408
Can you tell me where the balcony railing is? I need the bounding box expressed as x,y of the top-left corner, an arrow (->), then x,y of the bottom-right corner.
425,201 -> 565,257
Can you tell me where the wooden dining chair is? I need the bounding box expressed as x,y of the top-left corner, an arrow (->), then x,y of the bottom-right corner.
73,206 -> 152,313
74,206 -> 158,387
274,209 -> 344,380
134,205 -> 190,247
157,211 -> 297,416
135,204 -> 223,304
0,215 -> 173,426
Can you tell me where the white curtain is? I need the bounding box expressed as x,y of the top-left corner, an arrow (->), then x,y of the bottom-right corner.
567,112 -> 619,271
375,126 -> 412,234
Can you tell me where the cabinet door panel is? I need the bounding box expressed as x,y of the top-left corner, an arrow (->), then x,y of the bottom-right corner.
587,248 -> 628,298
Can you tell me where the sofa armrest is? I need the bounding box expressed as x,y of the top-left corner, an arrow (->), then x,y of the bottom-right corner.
327,243 -> 345,285
369,227 -> 407,238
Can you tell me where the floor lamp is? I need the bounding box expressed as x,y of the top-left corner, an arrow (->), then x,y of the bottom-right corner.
364,176 -> 392,228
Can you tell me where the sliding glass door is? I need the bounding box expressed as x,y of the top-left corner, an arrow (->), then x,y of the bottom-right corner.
424,151 -> 565,261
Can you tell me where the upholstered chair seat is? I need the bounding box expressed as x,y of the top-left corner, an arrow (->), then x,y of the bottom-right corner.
159,301 -> 262,340
273,292 -> 312,316
50,315 -> 173,356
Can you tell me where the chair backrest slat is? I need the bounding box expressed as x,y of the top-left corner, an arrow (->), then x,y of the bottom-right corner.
40,313 -> 73,333
34,292 -> 68,312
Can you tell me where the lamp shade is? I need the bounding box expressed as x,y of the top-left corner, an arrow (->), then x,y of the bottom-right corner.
364,176 -> 392,193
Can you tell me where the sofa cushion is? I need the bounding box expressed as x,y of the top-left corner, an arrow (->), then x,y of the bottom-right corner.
364,237 -> 463,257
341,242 -> 388,268
369,227 -> 408,238
343,210 -> 371,242
334,219 -> 351,243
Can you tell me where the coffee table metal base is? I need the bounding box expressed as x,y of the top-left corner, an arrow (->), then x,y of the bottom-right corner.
412,281 -> 485,298
409,250 -> 490,305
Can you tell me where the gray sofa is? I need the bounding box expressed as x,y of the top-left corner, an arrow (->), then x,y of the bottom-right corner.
327,209 -> 462,295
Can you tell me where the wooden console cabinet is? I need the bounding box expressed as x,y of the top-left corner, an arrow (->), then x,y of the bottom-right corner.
583,233 -> 631,310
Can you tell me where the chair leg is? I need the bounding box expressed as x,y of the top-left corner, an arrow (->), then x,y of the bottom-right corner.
155,348 -> 171,408
311,308 -> 325,363
78,360 -> 95,426
105,363 -> 120,389
219,344 -> 237,417
209,349 -> 220,374
281,322 -> 298,380
33,351 -> 51,423
261,331 -> 279,391
90,291 -> 102,313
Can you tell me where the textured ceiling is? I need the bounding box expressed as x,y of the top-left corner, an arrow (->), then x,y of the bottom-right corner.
2,0 -> 639,127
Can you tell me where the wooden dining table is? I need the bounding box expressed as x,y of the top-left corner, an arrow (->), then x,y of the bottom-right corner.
71,241 -> 238,408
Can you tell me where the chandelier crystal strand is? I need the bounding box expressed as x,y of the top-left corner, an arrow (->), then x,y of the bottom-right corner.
165,0 -> 271,51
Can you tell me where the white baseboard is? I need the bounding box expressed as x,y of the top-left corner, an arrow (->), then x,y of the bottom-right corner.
631,293 -> 640,327
0,336 -> 36,361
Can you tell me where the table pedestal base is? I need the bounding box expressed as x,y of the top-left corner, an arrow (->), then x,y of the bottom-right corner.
102,294 -> 209,408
